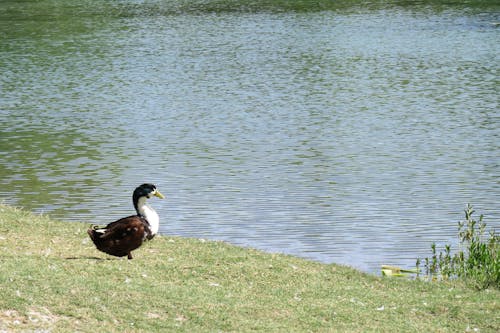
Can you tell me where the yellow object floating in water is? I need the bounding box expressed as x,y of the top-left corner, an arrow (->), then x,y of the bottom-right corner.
381,265 -> 419,277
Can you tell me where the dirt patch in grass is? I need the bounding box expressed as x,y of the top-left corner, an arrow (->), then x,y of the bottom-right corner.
0,307 -> 71,331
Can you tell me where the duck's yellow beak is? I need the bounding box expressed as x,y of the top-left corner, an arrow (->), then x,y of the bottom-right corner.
154,190 -> 165,199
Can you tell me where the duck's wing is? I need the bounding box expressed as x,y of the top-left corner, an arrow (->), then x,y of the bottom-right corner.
96,215 -> 148,240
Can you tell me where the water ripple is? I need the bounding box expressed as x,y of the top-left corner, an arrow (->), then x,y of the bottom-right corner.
1,3 -> 499,272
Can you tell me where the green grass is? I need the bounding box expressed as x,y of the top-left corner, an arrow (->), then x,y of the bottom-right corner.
0,204 -> 498,332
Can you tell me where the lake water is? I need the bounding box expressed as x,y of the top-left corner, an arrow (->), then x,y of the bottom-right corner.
1,0 -> 499,272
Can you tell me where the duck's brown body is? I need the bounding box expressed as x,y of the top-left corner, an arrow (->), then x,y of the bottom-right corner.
87,216 -> 154,259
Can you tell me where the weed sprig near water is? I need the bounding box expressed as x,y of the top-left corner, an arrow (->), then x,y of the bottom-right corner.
0,204 -> 499,332
418,204 -> 499,290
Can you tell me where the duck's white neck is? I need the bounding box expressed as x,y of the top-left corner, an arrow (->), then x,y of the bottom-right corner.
136,197 -> 159,235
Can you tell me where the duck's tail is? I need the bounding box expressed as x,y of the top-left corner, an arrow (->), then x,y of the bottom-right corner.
87,225 -> 105,241
87,226 -> 96,241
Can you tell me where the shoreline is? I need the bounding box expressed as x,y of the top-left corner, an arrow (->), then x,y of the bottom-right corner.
1,204 -> 498,332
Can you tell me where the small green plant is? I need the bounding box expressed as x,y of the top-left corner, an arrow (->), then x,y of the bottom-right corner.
418,204 -> 499,290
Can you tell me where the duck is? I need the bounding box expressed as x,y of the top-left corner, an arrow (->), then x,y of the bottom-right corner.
87,183 -> 165,259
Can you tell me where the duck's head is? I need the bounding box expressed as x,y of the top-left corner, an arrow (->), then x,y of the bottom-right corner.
133,183 -> 165,200
132,183 -> 165,213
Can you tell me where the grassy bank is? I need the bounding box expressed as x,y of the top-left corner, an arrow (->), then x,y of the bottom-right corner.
0,205 -> 498,332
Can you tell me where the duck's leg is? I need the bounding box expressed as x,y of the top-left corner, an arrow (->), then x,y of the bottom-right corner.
127,252 -> 133,260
